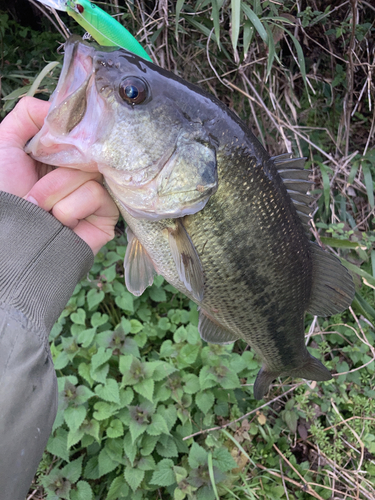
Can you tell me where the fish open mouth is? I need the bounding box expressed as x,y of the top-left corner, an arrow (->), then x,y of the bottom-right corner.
26,37 -> 111,171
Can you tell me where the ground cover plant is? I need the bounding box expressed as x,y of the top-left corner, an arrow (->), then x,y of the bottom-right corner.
1,0 -> 375,498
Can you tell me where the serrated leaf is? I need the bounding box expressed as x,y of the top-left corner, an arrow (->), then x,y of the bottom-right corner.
64,405 -> 87,433
150,459 -> 176,487
134,378 -> 154,402
91,363 -> 109,384
84,456 -> 100,480
147,413 -> 170,436
130,319 -> 143,333
46,428 -> 69,462
70,480 -> 93,500
129,419 -> 148,442
152,361 -> 177,381
95,378 -> 120,404
179,344 -> 200,364
99,447 -> 119,477
213,447 -> 237,472
199,366 -> 217,390
138,454 -> 156,471
140,434 -> 159,456
123,432 -> 138,465
156,434 -> 179,457
67,428 -> 84,449
93,401 -> 118,421
183,374 -> 200,394
219,370 -> 240,389
149,286 -> 167,302
78,363 -> 94,387
125,467 -> 145,492
62,456 -> 83,484
157,405 -> 178,431
188,442 -> 208,468
87,289 -> 105,310
106,476 -> 129,500
196,391 -> 215,414
91,347 -> 113,371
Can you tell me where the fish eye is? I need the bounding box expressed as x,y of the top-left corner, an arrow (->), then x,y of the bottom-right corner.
119,77 -> 148,105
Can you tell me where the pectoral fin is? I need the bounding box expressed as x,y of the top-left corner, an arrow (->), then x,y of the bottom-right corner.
168,219 -> 204,302
198,310 -> 239,344
124,227 -> 156,296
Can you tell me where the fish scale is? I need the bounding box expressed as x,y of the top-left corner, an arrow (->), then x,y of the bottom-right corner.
26,37 -> 355,399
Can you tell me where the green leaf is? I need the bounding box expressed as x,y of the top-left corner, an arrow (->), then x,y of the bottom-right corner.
150,459 -> 176,487
87,289 -> 105,310
211,0 -> 221,50
91,347 -> 113,371
179,344 -> 200,364
62,456 -> 83,484
93,401 -> 119,421
67,428 -> 84,449
46,428 -> 69,462
64,405 -> 86,433
284,410 -> 298,433
199,366 -> 218,390
125,466 -> 145,492
91,312 -> 109,327
107,419 -> 124,439
99,447 -> 120,477
77,328 -> 96,348
152,361 -> 177,381
78,363 -> 94,387
341,259 -> 375,287
84,456 -> 100,480
70,308 -> 86,325
115,291 -> 134,312
320,237 -> 361,249
241,3 -> 268,43
188,442 -> 208,468
156,434 -> 179,457
318,162 -> 331,214
362,161 -> 374,208
184,373 -> 201,394
129,419 -> 148,442
95,378 -> 121,404
157,405 -> 178,431
106,476 -> 129,500
231,0 -> 241,51
102,263 -> 117,282
147,413 -> 170,436
149,286 -> 167,302
196,391 -> 215,414
130,319 -> 143,333
213,447 -> 237,472
70,480 -> 93,500
123,432 -> 138,465
140,434 -> 159,456
134,378 -> 154,402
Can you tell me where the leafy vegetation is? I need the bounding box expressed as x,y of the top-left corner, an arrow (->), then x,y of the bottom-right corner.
1,0 -> 375,499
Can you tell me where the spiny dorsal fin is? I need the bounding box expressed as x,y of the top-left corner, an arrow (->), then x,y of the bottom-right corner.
307,242 -> 355,316
271,154 -> 313,235
198,310 -> 239,344
124,227 -> 157,296
168,219 -> 204,302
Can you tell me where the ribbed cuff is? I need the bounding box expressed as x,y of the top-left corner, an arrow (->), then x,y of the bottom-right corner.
0,191 -> 94,333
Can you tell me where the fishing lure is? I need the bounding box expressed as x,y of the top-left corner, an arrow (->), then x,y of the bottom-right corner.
36,0 -> 152,61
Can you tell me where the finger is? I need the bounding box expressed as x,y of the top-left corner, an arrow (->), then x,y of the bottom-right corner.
0,97 -> 50,149
73,218 -> 119,255
25,167 -> 102,211
51,180 -> 118,229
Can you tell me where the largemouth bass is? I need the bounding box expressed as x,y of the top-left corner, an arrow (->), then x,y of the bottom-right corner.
27,37 -> 355,399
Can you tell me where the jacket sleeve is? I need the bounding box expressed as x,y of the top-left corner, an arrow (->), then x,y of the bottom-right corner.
0,191 -> 94,500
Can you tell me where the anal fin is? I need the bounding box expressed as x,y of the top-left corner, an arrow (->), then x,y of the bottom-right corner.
124,227 -> 157,296
168,219 -> 204,302
307,242 -> 355,316
253,354 -> 332,400
198,310 -> 239,345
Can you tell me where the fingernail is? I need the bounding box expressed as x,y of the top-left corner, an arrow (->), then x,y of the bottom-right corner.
26,195 -> 39,206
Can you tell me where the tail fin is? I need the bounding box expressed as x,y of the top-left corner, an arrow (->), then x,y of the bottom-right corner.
253,354 -> 332,400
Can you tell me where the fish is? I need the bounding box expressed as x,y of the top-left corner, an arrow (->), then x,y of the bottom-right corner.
26,36 -> 355,400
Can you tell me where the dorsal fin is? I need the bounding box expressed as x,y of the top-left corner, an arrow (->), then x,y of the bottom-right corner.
271,154 -> 313,235
307,242 -> 355,316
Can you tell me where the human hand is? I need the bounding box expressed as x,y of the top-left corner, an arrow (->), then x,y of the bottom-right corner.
0,97 -> 119,254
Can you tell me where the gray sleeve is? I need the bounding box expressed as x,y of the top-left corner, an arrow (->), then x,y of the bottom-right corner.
0,192 -> 94,500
